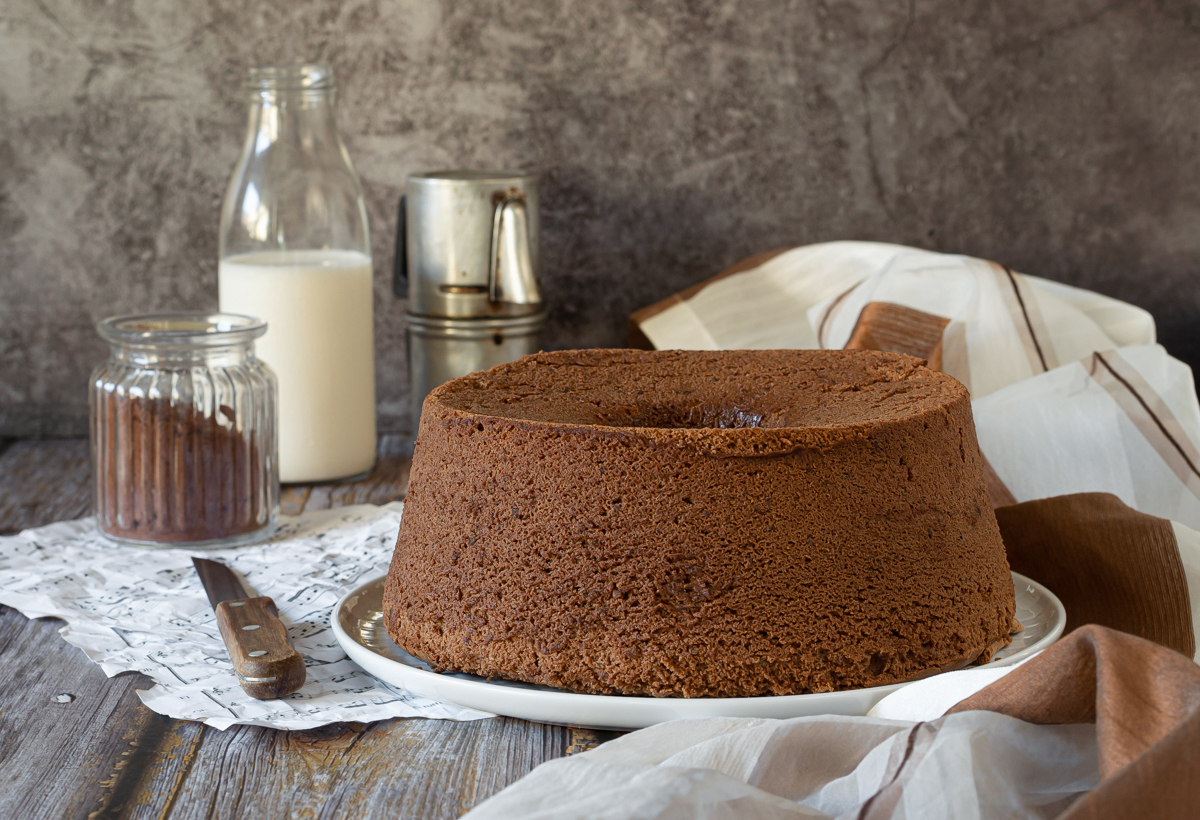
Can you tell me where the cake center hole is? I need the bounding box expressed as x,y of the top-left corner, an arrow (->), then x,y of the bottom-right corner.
598,404 -> 767,430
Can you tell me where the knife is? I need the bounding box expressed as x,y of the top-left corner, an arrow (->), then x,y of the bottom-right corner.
192,557 -> 307,700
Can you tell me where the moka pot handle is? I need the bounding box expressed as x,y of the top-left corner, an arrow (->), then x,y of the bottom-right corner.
488,193 -> 541,307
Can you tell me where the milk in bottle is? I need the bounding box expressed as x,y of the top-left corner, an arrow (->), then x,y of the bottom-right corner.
218,64 -> 376,482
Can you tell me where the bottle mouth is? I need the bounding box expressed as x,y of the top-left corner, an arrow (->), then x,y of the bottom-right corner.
247,63 -> 334,92
98,312 -> 268,347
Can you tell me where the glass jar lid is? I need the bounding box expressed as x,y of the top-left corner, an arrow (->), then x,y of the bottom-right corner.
97,312 -> 267,348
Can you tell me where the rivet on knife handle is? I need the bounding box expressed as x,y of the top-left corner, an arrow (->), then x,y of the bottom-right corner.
215,596 -> 307,699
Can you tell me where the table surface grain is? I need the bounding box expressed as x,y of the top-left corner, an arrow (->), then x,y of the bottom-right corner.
0,436 -> 616,820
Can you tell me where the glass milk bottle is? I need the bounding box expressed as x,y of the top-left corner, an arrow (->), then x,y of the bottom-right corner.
219,64 -> 376,483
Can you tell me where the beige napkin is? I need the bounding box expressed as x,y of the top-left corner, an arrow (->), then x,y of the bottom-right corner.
948,625 -> 1200,819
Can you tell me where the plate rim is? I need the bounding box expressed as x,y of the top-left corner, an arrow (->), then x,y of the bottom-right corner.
331,570 -> 1065,727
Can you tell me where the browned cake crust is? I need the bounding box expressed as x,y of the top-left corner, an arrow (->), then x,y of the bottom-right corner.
383,349 -> 1015,697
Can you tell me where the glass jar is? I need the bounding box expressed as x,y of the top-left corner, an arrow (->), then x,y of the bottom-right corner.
90,313 -> 279,549
217,63 -> 377,483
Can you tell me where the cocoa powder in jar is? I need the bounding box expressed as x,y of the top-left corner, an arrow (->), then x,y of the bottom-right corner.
96,393 -> 267,543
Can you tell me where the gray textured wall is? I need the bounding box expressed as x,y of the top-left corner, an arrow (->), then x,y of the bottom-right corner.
2,0 -> 1198,437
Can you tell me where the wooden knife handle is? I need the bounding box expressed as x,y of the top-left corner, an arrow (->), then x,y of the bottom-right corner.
215,596 -> 307,700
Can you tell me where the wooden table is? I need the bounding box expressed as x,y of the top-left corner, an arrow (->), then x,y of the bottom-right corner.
0,436 -> 616,819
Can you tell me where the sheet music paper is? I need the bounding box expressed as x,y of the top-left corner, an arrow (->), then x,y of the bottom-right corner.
0,502 -> 493,730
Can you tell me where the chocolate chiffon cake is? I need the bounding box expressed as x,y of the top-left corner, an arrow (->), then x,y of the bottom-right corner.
383,349 -> 1015,697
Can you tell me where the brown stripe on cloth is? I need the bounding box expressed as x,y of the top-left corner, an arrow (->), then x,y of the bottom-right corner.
815,280 -> 861,349
996,492 -> 1194,657
1006,264 -> 1060,370
1087,350 -> 1200,501
991,261 -> 1057,374
947,625 -> 1200,818
844,302 -> 950,370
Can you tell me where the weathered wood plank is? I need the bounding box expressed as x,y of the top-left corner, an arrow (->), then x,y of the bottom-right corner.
0,604 -> 167,820
565,727 -> 617,755
0,613 -> 603,820
0,440 -> 178,819
0,438 -> 92,534
123,717 -> 569,820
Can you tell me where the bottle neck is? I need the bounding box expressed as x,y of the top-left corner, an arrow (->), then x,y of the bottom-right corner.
246,88 -> 341,151
220,64 -> 369,259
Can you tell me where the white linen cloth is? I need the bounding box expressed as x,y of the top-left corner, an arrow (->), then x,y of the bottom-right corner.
465,661 -> 1097,820
638,241 -> 1154,403
974,344 -> 1200,531
807,248 -> 1152,399
0,502 -> 491,729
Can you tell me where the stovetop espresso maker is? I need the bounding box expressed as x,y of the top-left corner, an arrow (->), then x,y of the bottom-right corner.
394,170 -> 547,433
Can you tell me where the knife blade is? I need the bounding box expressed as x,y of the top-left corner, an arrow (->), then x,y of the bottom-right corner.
192,557 -> 306,700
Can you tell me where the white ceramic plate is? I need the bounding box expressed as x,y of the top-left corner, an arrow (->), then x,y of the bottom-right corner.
332,571 -> 1065,730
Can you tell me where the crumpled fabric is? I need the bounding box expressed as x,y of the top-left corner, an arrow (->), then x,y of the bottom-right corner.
973,344 -> 1200,532
466,713 -> 1096,820
634,241 -> 1154,400
467,627 -> 1200,819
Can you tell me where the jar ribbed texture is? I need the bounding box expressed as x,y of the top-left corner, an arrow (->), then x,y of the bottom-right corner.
89,322 -> 278,548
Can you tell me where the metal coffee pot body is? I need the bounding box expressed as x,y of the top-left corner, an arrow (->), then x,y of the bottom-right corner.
395,171 -> 546,433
